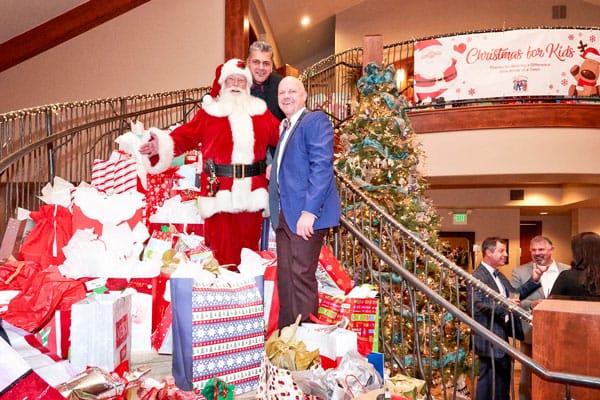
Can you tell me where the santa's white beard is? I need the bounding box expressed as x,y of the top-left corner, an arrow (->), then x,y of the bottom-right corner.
220,88 -> 253,113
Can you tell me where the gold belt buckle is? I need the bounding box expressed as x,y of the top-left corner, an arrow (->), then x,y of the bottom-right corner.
233,164 -> 245,179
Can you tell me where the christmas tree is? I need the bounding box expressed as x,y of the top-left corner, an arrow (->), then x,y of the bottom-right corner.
335,62 -> 472,391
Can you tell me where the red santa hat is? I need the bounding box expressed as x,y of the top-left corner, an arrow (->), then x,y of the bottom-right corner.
582,47 -> 600,63
209,58 -> 253,97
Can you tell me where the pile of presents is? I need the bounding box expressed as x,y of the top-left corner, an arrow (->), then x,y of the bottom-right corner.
0,123 -> 426,399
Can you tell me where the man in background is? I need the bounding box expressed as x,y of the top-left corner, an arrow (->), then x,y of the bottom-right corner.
247,41 -> 285,121
511,235 -> 570,400
468,237 -> 544,400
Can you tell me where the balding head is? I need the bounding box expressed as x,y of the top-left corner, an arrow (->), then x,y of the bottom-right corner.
278,77 -> 307,119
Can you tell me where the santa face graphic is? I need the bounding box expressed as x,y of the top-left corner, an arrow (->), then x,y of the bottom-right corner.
413,39 -> 461,102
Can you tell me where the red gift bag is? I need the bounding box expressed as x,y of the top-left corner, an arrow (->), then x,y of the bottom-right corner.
18,204 -> 73,269
145,167 -> 182,220
316,245 -> 354,294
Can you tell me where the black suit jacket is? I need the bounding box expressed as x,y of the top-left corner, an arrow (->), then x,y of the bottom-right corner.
251,72 -> 284,121
467,264 -> 541,359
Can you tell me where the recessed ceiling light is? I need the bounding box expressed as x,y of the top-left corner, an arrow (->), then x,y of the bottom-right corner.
539,211 -> 549,215
301,16 -> 310,26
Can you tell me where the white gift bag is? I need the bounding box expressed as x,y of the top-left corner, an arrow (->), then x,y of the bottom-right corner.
295,323 -> 358,370
69,291 -> 132,372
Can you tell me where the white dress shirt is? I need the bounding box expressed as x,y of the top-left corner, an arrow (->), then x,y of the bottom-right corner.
539,261 -> 560,297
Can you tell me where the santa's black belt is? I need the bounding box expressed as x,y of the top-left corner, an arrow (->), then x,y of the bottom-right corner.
204,160 -> 266,179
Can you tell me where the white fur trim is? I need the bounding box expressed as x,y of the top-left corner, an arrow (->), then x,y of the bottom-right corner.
203,95 -> 267,117
202,94 -> 214,107
198,181 -> 269,219
585,50 -> 600,62
219,59 -> 253,88
228,112 -> 255,164
140,128 -> 175,174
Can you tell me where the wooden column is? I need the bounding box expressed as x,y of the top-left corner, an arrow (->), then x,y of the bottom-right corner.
362,34 -> 384,71
532,299 -> 600,400
225,0 -> 249,60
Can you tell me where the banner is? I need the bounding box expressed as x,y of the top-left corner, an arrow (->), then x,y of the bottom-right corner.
413,28 -> 600,102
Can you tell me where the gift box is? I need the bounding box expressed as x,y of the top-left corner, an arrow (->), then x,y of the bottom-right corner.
34,309 -> 71,360
317,285 -> 380,356
69,291 -> 133,372
91,150 -> 138,195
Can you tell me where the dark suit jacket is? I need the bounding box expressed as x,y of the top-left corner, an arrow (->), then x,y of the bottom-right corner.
268,109 -> 341,233
468,263 -> 541,359
251,72 -> 284,121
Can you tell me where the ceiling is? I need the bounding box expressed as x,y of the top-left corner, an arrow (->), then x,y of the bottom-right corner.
260,0 -> 367,70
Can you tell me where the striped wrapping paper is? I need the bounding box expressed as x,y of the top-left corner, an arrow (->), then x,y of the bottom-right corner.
91,151 -> 137,195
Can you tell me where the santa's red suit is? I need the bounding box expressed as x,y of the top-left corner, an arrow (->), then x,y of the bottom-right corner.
143,59 -> 280,266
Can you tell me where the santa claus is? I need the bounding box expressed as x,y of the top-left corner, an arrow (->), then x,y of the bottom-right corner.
413,38 -> 463,102
139,58 -> 280,267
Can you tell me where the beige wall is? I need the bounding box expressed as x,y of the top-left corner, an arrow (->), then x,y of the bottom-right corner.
335,0 -> 600,54
0,0 -> 225,113
438,208 -> 572,276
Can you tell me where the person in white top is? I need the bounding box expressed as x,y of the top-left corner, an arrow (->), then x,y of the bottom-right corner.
510,235 -> 571,400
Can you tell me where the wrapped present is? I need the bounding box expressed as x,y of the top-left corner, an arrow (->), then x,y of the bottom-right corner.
317,285 -> 379,356
34,309 -> 71,360
170,267 -> 265,394
145,167 -> 183,219
316,245 -> 354,294
69,291 -> 133,373
144,227 -> 176,261
91,150 -> 138,195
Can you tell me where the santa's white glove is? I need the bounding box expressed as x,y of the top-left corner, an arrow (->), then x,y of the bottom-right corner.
139,131 -> 158,157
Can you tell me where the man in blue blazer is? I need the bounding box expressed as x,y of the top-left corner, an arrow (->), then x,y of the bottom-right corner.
268,76 -> 341,328
467,237 -> 545,400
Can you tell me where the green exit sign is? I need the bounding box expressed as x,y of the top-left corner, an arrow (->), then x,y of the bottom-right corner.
453,213 -> 467,224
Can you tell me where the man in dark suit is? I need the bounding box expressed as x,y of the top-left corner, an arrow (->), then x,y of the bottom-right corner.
510,235 -> 570,400
468,237 -> 544,400
267,76 -> 341,328
247,41 -> 285,121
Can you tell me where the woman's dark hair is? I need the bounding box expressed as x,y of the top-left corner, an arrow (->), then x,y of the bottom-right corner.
571,231 -> 600,295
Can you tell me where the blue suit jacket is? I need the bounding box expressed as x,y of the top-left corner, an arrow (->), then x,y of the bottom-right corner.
467,264 -> 541,359
268,110 -> 341,233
